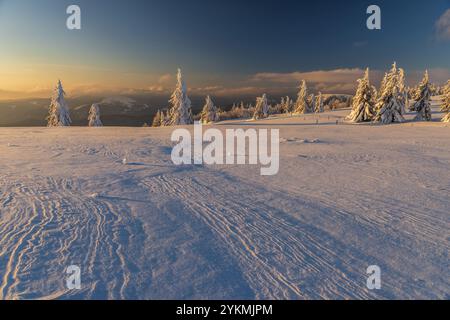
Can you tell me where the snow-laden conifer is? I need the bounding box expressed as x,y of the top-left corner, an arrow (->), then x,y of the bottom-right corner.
88,103 -> 103,127
200,95 -> 219,124
347,68 -> 376,122
168,69 -> 193,125
152,110 -> 162,127
374,63 -> 405,124
440,80 -> 450,113
47,80 -> 72,127
252,94 -> 269,120
293,81 -> 310,114
411,71 -> 432,121
315,92 -> 324,113
283,96 -> 293,113
441,80 -> 450,122
398,68 -> 408,114
308,94 -> 315,113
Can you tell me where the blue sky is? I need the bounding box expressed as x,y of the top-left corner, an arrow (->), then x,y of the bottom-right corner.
0,0 -> 449,99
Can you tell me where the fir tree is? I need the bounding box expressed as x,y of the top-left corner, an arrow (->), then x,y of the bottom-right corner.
441,80 -> 450,122
411,70 -> 432,121
168,68 -> 193,125
88,103 -> 103,127
374,62 -> 405,124
152,110 -> 162,127
440,80 -> 450,113
315,92 -> 324,113
347,68 -> 376,122
397,68 -> 407,114
283,96 -> 293,113
252,94 -> 269,120
293,80 -> 309,114
200,95 -> 219,124
47,80 -> 72,127
308,94 -> 315,113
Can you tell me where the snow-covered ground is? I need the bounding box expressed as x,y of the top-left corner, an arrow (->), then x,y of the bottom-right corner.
0,104 -> 449,300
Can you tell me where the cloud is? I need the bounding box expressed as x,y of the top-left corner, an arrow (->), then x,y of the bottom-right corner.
248,67 -> 450,95
2,67 -> 449,102
435,9 -> 450,40
251,68 -> 367,84
146,85 -> 167,93
408,68 -> 450,85
249,68 -> 375,94
157,73 -> 173,84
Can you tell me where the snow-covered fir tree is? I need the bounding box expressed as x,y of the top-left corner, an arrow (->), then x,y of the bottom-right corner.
308,94 -> 315,113
283,96 -> 293,113
47,80 -> 72,127
315,92 -> 324,113
252,94 -> 269,120
442,112 -> 450,123
411,70 -> 432,121
440,80 -> 450,122
88,103 -> 103,127
152,110 -> 162,127
440,80 -> 450,113
398,68 -> 408,114
162,110 -> 170,126
167,68 -> 193,125
293,80 -> 310,114
442,113 -> 450,123
200,95 -> 219,124
379,72 -> 388,94
347,68 -> 376,122
374,63 -> 405,124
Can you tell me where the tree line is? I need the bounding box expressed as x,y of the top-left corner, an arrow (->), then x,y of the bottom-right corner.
45,65 -> 450,127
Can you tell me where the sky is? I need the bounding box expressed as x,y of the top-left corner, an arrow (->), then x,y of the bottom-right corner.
0,0 -> 449,100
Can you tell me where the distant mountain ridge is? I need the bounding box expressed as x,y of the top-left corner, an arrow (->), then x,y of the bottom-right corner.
0,94 -> 353,127
0,96 -> 159,127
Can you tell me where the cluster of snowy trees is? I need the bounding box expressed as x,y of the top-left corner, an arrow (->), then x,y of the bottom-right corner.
46,80 -> 103,127
152,69 -> 331,126
244,82 -> 326,120
48,66 -> 449,128
347,62 -> 449,124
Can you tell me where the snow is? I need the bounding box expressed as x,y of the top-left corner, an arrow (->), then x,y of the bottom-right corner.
0,105 -> 449,300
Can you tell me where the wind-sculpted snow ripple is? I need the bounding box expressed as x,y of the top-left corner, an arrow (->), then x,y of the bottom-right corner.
0,176 -> 144,299
148,171 -> 384,299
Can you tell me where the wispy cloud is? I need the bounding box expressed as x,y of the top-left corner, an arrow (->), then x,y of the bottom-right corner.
251,68 -> 367,85
248,68 -> 380,94
435,9 -> 450,40
2,67 -> 449,101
